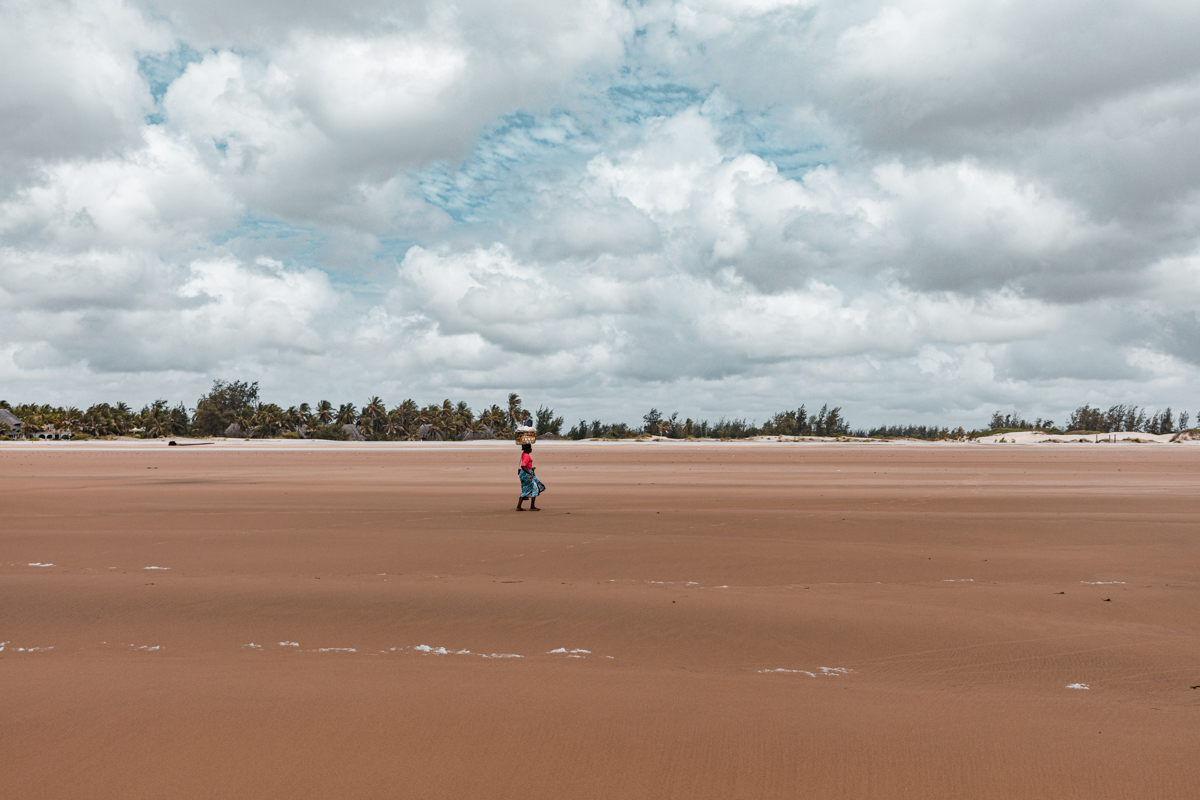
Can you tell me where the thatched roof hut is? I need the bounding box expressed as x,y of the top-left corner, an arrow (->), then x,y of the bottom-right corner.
0,409 -> 24,437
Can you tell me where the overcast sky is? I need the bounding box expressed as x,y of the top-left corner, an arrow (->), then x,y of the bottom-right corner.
3,0 -> 1200,427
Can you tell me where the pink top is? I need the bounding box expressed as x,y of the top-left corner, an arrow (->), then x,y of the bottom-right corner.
520,452 -> 533,470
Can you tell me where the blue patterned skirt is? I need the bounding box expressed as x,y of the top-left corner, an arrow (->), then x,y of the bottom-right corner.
519,469 -> 544,498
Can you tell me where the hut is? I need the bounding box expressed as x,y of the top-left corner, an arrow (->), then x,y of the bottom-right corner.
0,409 -> 24,438
459,426 -> 495,441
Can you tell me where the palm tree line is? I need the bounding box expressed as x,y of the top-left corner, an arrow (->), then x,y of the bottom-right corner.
1,384 -> 1195,441
190,381 -> 550,441
0,400 -> 190,439
0,383 -> 551,441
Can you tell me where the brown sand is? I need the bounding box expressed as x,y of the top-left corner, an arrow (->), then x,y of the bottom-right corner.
2,443 -> 1198,798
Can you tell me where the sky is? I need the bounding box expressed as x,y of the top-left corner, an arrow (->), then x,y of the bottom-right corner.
2,0 -> 1200,428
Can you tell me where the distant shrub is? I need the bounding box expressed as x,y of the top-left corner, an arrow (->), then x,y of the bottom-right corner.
307,424 -> 351,441
971,427 -> 1063,438
867,424 -> 950,440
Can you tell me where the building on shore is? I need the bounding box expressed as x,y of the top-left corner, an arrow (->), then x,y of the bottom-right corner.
0,409 -> 24,438
31,425 -> 71,440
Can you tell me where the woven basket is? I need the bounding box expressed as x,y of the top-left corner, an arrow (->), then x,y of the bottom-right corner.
515,429 -> 537,444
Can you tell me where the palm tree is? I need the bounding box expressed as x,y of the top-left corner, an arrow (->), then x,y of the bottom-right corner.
253,403 -> 284,438
174,404 -> 190,435
449,401 -> 472,439
363,396 -> 386,438
418,403 -> 441,438
315,400 -> 334,425
480,404 -> 506,435
235,407 -> 255,437
88,403 -> 122,437
141,401 -> 171,438
507,393 -> 523,429
392,399 -> 419,439
364,397 -> 386,418
249,403 -> 267,437
336,403 -> 357,426
113,402 -> 132,435
383,411 -> 405,440
144,415 -> 170,438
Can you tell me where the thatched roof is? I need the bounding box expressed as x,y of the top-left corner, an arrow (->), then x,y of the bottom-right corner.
0,409 -> 24,432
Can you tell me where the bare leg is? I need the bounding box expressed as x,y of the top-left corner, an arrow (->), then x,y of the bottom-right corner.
516,497 -> 526,511
530,497 -> 539,511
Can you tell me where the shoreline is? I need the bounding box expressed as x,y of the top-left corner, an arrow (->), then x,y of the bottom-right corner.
3,433 -> 1199,451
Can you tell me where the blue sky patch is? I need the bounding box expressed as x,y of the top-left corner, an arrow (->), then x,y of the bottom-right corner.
137,44 -> 203,105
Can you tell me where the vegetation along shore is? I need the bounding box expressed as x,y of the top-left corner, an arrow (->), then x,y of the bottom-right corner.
2,380 -> 1195,443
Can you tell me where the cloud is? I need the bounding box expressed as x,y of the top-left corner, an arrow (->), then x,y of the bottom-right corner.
0,0 -> 169,177
0,128 -> 239,253
2,0 -> 1200,425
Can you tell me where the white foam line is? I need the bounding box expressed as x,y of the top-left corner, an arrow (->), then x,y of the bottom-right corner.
942,579 -> 974,582
144,566 -> 170,570
1066,683 -> 1090,690
760,666 -> 856,676
409,645 -> 523,658
28,563 -> 54,567
1081,581 -> 1124,585
279,641 -> 299,647
1,642 -> 55,653
243,643 -> 262,648
316,647 -> 356,653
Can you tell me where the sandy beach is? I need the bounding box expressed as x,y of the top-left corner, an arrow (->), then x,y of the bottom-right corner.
2,441 -> 1198,798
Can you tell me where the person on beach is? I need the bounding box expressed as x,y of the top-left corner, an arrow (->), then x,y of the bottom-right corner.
516,442 -> 542,511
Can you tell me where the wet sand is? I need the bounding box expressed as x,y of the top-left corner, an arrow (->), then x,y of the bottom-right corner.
3,443 -> 1199,798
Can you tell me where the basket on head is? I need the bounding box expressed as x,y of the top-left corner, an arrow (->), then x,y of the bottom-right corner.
515,429 -> 537,445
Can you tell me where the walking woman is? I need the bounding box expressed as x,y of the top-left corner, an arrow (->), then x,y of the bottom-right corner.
516,442 -> 544,511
